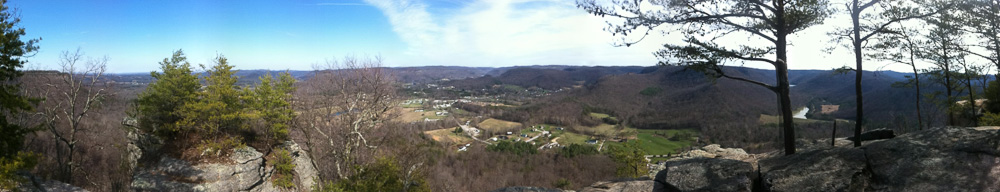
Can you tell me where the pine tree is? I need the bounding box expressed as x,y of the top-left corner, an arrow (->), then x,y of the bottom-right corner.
248,71 -> 296,141
0,0 -> 41,189
136,50 -> 200,137
177,55 -> 245,136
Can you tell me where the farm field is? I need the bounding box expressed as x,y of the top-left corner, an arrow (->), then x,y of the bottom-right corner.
423,128 -> 473,145
478,118 -> 523,132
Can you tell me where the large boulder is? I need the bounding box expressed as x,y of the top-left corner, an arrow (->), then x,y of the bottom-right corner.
864,126 -> 1000,191
132,142 -> 320,192
759,148 -> 868,192
580,180 -> 653,192
284,141 -> 319,190
653,158 -> 754,191
132,146 -> 276,192
490,186 -> 566,192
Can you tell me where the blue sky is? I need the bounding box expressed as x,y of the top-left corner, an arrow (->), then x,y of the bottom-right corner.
10,0 -> 928,73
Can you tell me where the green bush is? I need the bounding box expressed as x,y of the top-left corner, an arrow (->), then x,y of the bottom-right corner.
330,157 -> 430,192
197,136 -> 246,157
0,152 -> 39,190
272,149 -> 296,189
981,112 -> 1000,126
559,143 -> 598,158
553,178 -> 572,189
986,81 -> 1000,113
607,141 -> 648,178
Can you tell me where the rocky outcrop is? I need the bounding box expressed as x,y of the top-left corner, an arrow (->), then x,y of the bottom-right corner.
130,141 -> 319,192
672,144 -> 752,160
490,186 -> 567,192
653,158 -> 754,191
285,141 -> 319,190
759,148 -> 868,192
580,180 -> 654,192
649,126 -> 1000,192
14,173 -> 89,192
864,126 -> 1000,191
132,146 -> 277,192
501,127 -> 1000,192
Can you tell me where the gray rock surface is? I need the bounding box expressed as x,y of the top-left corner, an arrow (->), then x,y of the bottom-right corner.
579,180 -> 653,192
490,186 -> 567,192
864,126 -> 1000,191
285,141 -> 319,190
759,148 -> 868,192
655,158 -> 754,192
131,146 -> 275,192
132,142 -> 319,192
13,173 -> 89,192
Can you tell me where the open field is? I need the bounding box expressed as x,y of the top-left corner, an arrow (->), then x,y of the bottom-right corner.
423,128 -> 473,145
602,129 -> 698,155
402,102 -> 424,108
399,107 -> 448,122
635,129 -> 698,155
478,118 -> 523,132
589,112 -> 610,119
572,123 -> 626,137
555,131 -> 593,145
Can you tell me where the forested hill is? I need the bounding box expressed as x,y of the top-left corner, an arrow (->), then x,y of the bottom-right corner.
106,65 -> 948,130
436,65 -> 933,126
459,65 -> 958,151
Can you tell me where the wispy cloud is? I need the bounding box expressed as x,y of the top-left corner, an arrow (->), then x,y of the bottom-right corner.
364,0 -> 663,67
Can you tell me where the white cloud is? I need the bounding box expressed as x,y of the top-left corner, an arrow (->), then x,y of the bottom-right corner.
365,0 -> 662,67
365,0 -> 932,72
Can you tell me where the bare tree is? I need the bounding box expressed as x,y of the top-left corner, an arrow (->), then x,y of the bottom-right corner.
31,49 -> 108,183
871,23 -> 925,130
296,56 -> 398,179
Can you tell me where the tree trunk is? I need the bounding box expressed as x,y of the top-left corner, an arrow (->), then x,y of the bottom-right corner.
966,66 -> 977,126
909,39 -> 923,131
776,26 -> 794,155
852,0 -> 865,147
831,120 -> 837,147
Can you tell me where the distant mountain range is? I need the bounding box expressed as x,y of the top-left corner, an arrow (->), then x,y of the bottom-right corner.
105,65 -> 957,129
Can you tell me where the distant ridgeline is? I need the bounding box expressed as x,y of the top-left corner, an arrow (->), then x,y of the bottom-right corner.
98,65 -> 964,136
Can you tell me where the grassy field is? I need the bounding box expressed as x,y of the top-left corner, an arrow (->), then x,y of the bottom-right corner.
399,108 -> 448,122
589,113 -> 610,119
423,128 -> 473,145
401,102 -> 423,108
604,129 -> 698,155
573,123 -> 627,137
555,131 -> 593,145
478,118 -> 523,132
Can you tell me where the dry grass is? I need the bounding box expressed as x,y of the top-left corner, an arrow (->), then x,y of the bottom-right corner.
398,107 -> 447,122
423,128 -> 473,145
572,123 -> 627,138
477,118 -> 523,133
